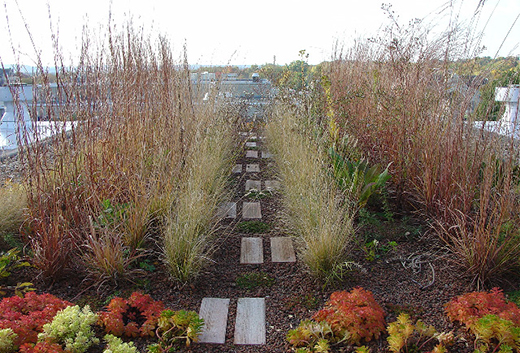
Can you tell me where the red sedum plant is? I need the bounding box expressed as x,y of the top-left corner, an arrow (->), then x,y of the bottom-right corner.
99,292 -> 165,338
0,292 -> 72,348
445,287 -> 520,328
312,287 -> 386,345
19,341 -> 65,353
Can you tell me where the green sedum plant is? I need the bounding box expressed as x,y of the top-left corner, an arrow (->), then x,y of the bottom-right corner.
287,320 -> 334,352
148,309 -> 204,352
0,328 -> 16,353
386,313 -> 451,353
38,305 -> 99,353
471,314 -> 520,353
103,334 -> 137,353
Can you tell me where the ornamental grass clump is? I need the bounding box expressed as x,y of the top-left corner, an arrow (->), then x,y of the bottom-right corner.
162,114 -> 236,283
0,182 -> 26,241
6,16 -> 226,284
265,104 -> 355,279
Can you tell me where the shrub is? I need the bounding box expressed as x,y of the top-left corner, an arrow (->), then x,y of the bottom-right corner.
445,288 -> 520,328
313,288 -> 386,345
99,292 -> 164,338
148,309 -> 204,352
0,292 -> 72,347
103,334 -> 137,353
38,305 -> 99,353
0,328 -> 17,353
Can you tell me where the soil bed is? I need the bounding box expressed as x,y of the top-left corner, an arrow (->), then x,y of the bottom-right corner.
3,135 -> 519,353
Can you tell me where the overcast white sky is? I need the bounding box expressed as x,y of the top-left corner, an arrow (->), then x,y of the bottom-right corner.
1,0 -> 519,67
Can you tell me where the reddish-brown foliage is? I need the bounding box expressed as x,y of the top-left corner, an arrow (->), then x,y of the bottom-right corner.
99,292 -> 165,337
313,287 -> 386,345
0,292 -> 72,347
445,287 -> 520,328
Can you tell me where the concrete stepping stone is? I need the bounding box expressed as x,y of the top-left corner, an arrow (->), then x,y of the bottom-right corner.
246,150 -> 258,158
246,164 -> 260,173
245,180 -> 261,191
242,202 -> 261,219
232,164 -> 242,173
217,202 -> 237,219
261,151 -> 273,159
246,142 -> 257,147
199,298 -> 230,344
234,298 -> 266,345
240,237 -> 264,264
264,180 -> 280,191
271,237 -> 296,263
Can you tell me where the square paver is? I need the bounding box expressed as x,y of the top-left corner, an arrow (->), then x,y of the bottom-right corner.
232,164 -> 242,173
240,237 -> 264,264
245,180 -> 261,191
242,202 -> 261,219
246,164 -> 260,173
271,237 -> 296,262
264,180 -> 280,191
246,142 -> 257,148
246,150 -> 258,158
261,151 -> 273,159
217,202 -> 236,219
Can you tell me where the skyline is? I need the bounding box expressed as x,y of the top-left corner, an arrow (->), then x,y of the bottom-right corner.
0,0 -> 519,67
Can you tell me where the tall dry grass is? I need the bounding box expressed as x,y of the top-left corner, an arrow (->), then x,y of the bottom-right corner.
8,20 -> 236,283
163,113 -> 236,283
0,181 -> 27,245
265,104 -> 355,279
323,13 -> 520,287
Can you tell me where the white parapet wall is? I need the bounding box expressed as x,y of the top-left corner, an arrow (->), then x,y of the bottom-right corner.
1,85 -> 75,151
474,84 -> 520,139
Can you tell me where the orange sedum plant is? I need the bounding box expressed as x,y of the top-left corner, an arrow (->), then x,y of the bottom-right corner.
445,288 -> 520,328
312,287 -> 386,345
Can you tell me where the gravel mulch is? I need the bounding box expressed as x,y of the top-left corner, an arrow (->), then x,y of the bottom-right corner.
3,132 -> 520,352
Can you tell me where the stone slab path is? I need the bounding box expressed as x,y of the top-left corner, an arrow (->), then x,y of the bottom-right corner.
199,134 -> 296,347
245,180 -> 261,191
242,202 -> 262,219
234,298 -> 266,345
246,150 -> 258,158
270,237 -> 296,263
240,237 -> 264,264
246,164 -> 260,172
198,298 -> 230,344
217,202 -> 236,219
